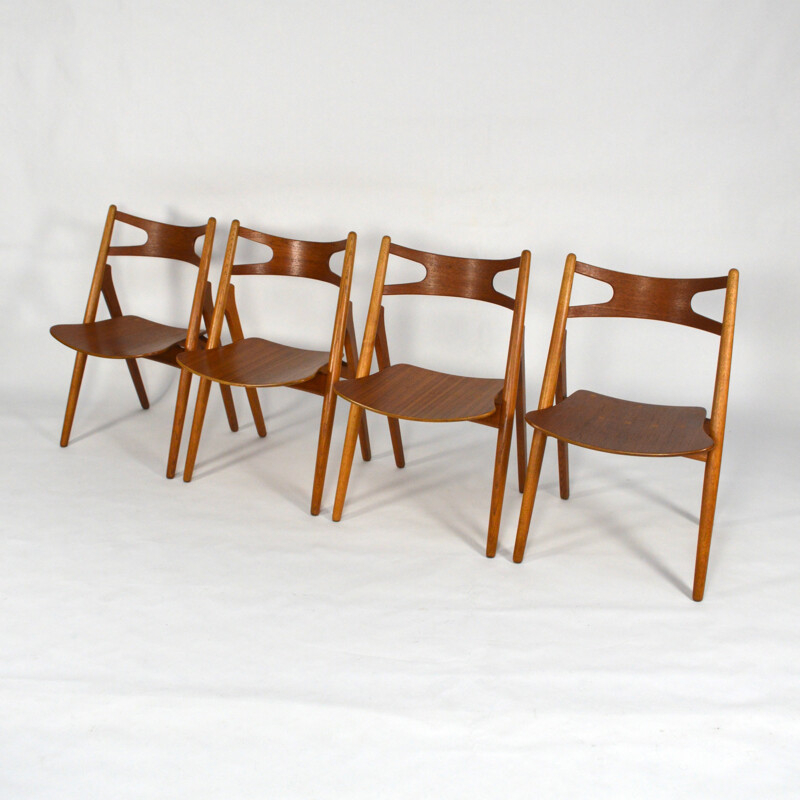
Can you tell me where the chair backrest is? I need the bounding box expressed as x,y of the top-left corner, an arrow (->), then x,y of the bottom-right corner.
537,254 -> 739,441
382,243 -> 521,310
108,210 -> 208,266
229,226 -> 347,287
568,261 -> 728,334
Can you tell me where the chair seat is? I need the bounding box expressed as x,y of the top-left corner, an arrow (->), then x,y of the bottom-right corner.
50,315 -> 190,358
525,390 -> 714,456
336,363 -> 504,422
177,337 -> 330,387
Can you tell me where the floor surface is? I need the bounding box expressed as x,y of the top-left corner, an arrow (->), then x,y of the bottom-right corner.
1,375 -> 798,798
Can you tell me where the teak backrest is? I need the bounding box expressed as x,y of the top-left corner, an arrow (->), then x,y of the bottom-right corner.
383,242 -> 520,309
108,210 -> 208,267
230,226 -> 346,287
569,261 -> 728,334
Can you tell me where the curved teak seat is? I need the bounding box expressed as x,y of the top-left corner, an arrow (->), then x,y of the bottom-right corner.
50,206 -> 249,472
513,255 -> 739,601
179,338 -> 330,388
331,237 -> 547,557
525,390 -> 714,457
51,316 -> 190,359
336,363 -> 504,422
177,222 -> 380,516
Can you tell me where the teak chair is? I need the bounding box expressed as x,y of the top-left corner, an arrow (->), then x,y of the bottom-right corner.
513,255 -> 739,601
331,236 -> 549,556
50,205 -> 250,472
177,221 -> 375,515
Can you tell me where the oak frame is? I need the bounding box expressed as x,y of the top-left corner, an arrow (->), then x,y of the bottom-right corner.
50,204 -> 249,472
513,254 -> 739,601
331,236 -> 551,556
177,221 -> 373,515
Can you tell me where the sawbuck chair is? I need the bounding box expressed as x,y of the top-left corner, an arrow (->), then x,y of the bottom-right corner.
177,222 -> 375,515
50,205 -> 253,473
331,236 -> 555,556
513,255 -> 739,601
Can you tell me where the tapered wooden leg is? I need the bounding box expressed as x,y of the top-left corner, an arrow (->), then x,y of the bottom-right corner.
485,414 -> 515,558
60,352 -> 88,447
344,313 -> 372,462
332,403 -> 365,521
183,377 -> 213,483
386,417 -> 405,468
219,384 -> 238,432
245,388 -> 266,437
201,284 -> 238,434
374,309 -> 404,468
166,368 -> 193,478
556,440 -> 570,500
555,349 -> 569,500
692,448 -> 723,601
310,384 -> 338,516
515,361 -> 527,493
223,290 -> 265,437
101,271 -> 149,411
513,430 -> 548,563
125,359 -> 149,409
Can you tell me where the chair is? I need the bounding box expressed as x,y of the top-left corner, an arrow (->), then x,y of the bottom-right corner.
177,221 -> 376,515
50,205 -> 253,473
513,254 -> 739,601
331,236 -> 549,556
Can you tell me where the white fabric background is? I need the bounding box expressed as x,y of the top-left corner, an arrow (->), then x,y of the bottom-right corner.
1,1 -> 799,797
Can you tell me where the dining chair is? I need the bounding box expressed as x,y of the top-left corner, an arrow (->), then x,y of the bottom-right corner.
177,221 -> 375,515
50,205 -> 252,473
513,254 -> 739,601
330,236 -> 553,557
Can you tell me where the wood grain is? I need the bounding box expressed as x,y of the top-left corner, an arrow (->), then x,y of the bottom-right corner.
336,363 -> 504,422
525,390 -> 714,456
179,338 -> 330,387
570,261 -> 727,333
383,243 -> 520,309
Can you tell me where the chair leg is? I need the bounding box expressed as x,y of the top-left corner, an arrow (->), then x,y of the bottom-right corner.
59,352 -> 88,447
166,368 -> 192,479
486,415 -> 515,558
246,387 -> 267,437
555,351 -> 570,499
513,430 -> 548,563
557,440 -> 570,500
310,385 -> 338,517
515,379 -> 527,493
183,377 -> 213,483
125,358 -> 149,409
692,448 -> 724,602
374,309 -> 404,468
344,315 -> 372,462
332,404 -> 365,521
219,384 -> 239,432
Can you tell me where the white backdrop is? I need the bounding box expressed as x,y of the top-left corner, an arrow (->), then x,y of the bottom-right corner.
2,1 -> 799,797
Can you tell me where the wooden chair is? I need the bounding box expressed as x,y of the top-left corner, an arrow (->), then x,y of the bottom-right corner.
513,254 -> 739,601
331,236 -> 549,556
177,221 -> 375,515
50,205 -> 252,474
